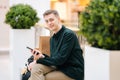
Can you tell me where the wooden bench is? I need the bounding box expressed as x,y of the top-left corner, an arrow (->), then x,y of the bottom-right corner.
39,36 -> 50,56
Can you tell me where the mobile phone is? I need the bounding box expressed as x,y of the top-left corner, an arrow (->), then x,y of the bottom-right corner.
26,46 -> 39,55
26,46 -> 33,51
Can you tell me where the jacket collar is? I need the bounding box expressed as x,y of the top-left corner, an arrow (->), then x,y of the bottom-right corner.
53,25 -> 65,38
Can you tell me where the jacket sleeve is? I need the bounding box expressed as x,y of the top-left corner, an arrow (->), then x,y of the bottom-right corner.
36,31 -> 76,66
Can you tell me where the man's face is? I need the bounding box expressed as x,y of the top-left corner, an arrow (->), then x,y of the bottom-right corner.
44,13 -> 60,32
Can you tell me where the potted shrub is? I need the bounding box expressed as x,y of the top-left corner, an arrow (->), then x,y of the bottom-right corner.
79,0 -> 120,80
5,4 -> 39,80
5,4 -> 39,29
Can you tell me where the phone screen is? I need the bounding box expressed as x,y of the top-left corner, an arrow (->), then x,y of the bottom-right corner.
26,46 -> 33,50
26,47 -> 39,55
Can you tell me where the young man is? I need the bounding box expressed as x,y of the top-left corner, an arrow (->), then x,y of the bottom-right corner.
28,10 -> 84,80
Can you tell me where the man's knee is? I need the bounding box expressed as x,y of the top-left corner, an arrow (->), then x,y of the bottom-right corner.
31,64 -> 54,75
45,71 -> 74,80
31,64 -> 44,74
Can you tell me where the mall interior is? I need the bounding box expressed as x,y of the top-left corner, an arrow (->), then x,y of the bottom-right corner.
1,0 -> 120,80
0,0 -> 89,50
0,0 -> 89,80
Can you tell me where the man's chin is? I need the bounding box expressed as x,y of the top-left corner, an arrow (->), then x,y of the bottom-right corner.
50,28 -> 55,31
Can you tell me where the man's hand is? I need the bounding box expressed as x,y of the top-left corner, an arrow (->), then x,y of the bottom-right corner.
32,49 -> 45,60
28,49 -> 45,71
28,60 -> 36,71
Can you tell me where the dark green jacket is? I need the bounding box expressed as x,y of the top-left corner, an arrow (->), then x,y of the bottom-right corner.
37,26 -> 84,80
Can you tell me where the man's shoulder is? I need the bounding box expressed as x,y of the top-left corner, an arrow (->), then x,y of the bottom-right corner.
63,26 -> 73,33
64,26 -> 75,35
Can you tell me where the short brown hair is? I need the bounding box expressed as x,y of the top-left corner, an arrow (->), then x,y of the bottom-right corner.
43,10 -> 59,17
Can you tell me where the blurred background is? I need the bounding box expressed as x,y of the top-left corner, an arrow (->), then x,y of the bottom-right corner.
0,0 -> 90,80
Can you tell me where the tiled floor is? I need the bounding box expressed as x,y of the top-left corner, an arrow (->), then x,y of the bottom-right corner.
0,51 -> 10,80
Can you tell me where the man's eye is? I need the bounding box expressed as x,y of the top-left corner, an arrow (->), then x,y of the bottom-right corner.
49,19 -> 54,22
45,19 -> 54,23
45,20 -> 48,23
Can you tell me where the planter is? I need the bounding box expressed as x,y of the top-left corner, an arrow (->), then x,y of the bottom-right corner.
9,27 -> 35,80
85,46 -> 120,80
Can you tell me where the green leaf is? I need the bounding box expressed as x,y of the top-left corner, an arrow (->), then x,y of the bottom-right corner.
79,0 -> 120,50
5,4 -> 40,29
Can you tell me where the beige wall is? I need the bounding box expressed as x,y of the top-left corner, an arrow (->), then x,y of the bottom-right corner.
0,0 -> 10,50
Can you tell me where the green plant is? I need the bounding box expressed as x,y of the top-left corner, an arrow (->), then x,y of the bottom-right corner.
79,0 -> 120,50
5,4 -> 39,29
